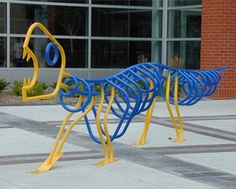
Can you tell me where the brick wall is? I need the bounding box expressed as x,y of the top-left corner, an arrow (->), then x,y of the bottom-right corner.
201,0 -> 236,99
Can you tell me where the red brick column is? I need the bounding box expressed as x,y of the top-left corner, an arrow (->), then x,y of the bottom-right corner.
201,0 -> 236,99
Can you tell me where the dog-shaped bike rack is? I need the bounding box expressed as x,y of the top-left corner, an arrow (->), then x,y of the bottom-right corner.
22,23 -> 229,174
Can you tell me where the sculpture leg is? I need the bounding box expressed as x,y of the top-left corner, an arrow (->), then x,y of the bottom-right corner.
96,87 -> 117,165
135,95 -> 157,146
31,96 -> 95,174
174,76 -> 185,142
165,74 -> 182,143
94,88 -> 110,165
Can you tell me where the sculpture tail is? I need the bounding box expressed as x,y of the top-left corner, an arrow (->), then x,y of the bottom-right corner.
215,66 -> 231,72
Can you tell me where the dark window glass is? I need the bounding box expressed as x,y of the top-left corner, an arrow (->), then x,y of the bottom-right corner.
60,39 -> 87,68
93,9 -> 161,38
10,4 -> 87,36
92,0 -> 162,7
12,0 -> 87,3
10,38 -> 25,68
168,9 -> 201,38
0,3 -> 7,33
10,37 -> 87,68
44,0 -> 87,3
169,0 -> 201,6
91,40 -> 151,68
167,41 -> 200,69
0,37 -> 7,67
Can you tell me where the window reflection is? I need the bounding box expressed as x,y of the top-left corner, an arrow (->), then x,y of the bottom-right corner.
167,41 -> 200,69
91,40 -> 151,68
0,38 -> 7,67
168,0 -> 201,7
10,38 -> 87,68
92,0 -> 162,7
10,4 -> 87,35
59,38 -> 87,68
12,0 -> 87,2
168,10 -> 201,38
1,0 -> 202,70
0,3 -> 7,33
92,8 -> 161,38
43,0 -> 87,3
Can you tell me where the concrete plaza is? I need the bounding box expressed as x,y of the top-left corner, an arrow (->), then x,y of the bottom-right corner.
0,100 -> 236,189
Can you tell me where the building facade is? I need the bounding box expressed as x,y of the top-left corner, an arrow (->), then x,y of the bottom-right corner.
0,0 -> 202,83
3,0 -> 235,99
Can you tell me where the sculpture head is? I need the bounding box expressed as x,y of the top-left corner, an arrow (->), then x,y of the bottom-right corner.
22,22 -> 67,102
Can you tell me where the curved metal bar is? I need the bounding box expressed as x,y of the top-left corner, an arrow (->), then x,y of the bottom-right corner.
138,65 -> 159,107
104,80 -> 131,119
45,42 -> 59,66
84,114 -> 102,144
57,63 -> 228,140
59,77 -> 92,113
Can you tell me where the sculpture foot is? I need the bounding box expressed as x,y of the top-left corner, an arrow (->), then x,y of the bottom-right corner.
172,138 -> 186,143
30,152 -> 63,174
134,140 -> 147,146
94,158 -> 118,166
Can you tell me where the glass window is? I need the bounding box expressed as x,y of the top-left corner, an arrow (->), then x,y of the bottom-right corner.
91,40 -> 151,68
10,38 -> 26,68
12,0 -> 87,3
92,0 -> 162,7
168,9 -> 201,38
60,38 -> 87,68
10,37 -> 87,68
43,0 -> 87,3
0,37 -> 7,67
169,0 -> 201,7
0,3 -> 7,33
167,41 -> 200,69
92,8 -> 161,38
151,41 -> 161,62
10,4 -> 87,36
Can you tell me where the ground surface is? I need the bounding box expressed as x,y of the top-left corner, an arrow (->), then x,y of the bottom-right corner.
0,100 -> 236,189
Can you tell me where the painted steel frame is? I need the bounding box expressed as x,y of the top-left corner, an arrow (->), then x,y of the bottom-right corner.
21,22 -> 228,174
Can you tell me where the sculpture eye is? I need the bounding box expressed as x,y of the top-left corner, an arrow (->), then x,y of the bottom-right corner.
45,42 -> 59,66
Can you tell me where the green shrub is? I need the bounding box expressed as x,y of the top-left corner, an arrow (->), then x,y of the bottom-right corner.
0,79 -> 10,93
27,82 -> 47,97
50,82 -> 57,89
41,82 -> 48,90
94,85 -> 101,92
137,80 -> 145,90
12,81 -> 47,97
162,81 -> 182,98
169,56 -> 183,68
12,81 -> 22,96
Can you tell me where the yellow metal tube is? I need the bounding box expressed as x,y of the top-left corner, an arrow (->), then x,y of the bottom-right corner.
174,76 -> 184,142
22,22 -> 67,102
47,96 -> 84,161
142,96 -> 158,143
31,96 -> 84,174
165,73 -> 180,142
95,88 -> 109,163
135,109 -> 151,145
135,82 -> 157,146
103,87 -> 116,161
32,97 -> 95,173
95,87 -> 117,166
56,97 -> 95,153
